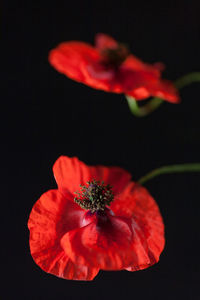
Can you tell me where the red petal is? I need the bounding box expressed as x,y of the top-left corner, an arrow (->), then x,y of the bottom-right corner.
47,252 -> 99,281
61,215 -> 137,270
115,68 -> 150,93
49,41 -> 100,83
53,156 -> 91,196
123,55 -> 161,77
110,182 -> 138,217
95,33 -> 118,50
28,190 -> 98,280
149,79 -> 180,103
153,62 -> 166,72
111,183 -> 165,269
90,164 -> 132,195
53,156 -> 131,196
49,42 -> 122,93
127,87 -> 151,100
82,63 -> 122,92
126,71 -> 180,103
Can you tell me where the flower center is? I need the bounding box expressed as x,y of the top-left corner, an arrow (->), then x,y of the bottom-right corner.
100,43 -> 129,69
74,180 -> 114,213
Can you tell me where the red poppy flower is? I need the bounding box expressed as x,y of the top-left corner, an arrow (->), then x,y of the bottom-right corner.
49,33 -> 179,103
28,156 -> 165,281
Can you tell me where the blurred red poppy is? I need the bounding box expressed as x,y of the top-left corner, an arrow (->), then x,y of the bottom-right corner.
28,156 -> 165,281
49,33 -> 179,103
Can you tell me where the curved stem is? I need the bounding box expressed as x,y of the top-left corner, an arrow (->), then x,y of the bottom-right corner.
138,163 -> 200,185
126,96 -> 163,117
126,72 -> 200,117
174,72 -> 200,89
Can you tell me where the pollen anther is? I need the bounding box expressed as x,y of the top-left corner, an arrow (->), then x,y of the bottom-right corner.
74,180 -> 114,212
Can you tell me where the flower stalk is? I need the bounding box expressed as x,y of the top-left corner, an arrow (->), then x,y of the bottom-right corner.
138,163 -> 200,185
126,96 -> 163,117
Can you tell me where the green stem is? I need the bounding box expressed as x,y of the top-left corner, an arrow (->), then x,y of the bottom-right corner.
138,163 -> 200,185
126,96 -> 163,117
174,72 -> 200,89
126,72 -> 200,117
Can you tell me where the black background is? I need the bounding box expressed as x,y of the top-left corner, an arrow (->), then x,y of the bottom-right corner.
2,0 -> 200,299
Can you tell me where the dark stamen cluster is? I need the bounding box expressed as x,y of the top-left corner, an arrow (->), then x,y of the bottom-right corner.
101,43 -> 129,68
74,180 -> 114,213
